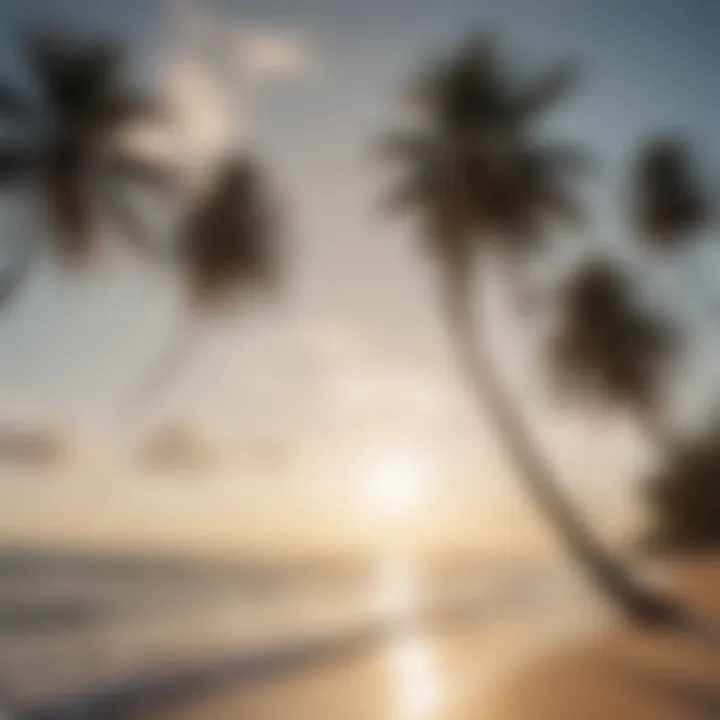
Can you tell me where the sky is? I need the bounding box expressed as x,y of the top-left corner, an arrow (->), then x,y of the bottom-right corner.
0,0 -> 717,556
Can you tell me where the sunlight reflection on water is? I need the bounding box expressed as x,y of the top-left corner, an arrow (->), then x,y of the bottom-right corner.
372,559 -> 444,720
388,635 -> 442,720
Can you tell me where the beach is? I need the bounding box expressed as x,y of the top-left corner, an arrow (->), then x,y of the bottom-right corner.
5,548 -> 716,720
0,548 -> 606,720
487,557 -> 720,720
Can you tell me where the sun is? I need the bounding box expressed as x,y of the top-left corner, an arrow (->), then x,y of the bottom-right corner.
362,449 -> 429,521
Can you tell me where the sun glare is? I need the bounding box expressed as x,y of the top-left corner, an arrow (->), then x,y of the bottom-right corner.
363,450 -> 429,521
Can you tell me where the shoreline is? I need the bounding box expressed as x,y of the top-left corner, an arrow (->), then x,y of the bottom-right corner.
485,556 -> 720,720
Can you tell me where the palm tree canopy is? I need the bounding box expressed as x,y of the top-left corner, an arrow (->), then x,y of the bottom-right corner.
407,34 -> 578,137
0,28 -> 171,268
548,259 -> 678,414
181,155 -> 282,310
632,136 -> 712,249
25,32 -> 161,131
646,423 -> 720,552
380,34 -> 586,275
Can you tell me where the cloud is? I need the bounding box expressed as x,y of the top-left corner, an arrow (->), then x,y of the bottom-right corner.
236,28 -> 314,81
137,424 -> 294,481
122,4 -> 316,191
323,367 -> 451,417
164,57 -> 235,162
117,7 -> 317,202
139,424 -> 220,474
0,425 -> 84,468
117,57 -> 233,174
114,2 -> 239,193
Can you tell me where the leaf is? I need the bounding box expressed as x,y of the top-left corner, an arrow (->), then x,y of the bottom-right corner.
27,29 -> 79,111
548,259 -> 677,415
27,29 -> 124,121
515,59 -> 579,121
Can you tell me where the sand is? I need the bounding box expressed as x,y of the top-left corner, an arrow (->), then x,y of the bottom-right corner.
486,557 -> 720,720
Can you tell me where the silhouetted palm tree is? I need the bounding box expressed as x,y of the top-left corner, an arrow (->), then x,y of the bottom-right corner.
381,34 -> 685,627
646,422 -> 720,553
128,154 -> 282,412
632,136 -> 711,248
631,136 -> 716,310
549,259 -> 679,447
0,29 -> 171,305
181,155 -> 281,308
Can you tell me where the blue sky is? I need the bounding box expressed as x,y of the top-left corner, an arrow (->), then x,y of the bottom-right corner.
0,0 -> 716,553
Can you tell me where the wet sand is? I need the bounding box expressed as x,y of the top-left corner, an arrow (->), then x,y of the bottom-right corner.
487,557 -> 720,720
126,612 -> 549,720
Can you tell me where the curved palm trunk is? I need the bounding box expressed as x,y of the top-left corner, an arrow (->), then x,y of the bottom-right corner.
441,266 -> 685,628
123,312 -> 204,421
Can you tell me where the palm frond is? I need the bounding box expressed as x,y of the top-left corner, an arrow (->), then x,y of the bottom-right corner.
646,424 -> 720,551
439,35 -> 507,132
27,30 -> 82,114
514,60 -> 579,121
380,37 -> 587,269
76,39 -> 122,96
632,136 -> 711,246
405,33 -> 509,131
28,29 -> 122,123
0,27 -> 171,282
549,259 -> 677,413
182,155 -> 282,308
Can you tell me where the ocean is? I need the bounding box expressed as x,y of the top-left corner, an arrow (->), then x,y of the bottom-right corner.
0,548 -> 603,720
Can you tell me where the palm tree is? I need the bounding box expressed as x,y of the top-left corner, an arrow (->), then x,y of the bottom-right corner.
632,136 -> 711,248
181,155 -> 281,308
646,422 -> 720,553
128,154 -> 282,412
631,136 -> 716,310
0,29 -> 172,305
381,34 -> 686,627
548,258 -> 679,449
